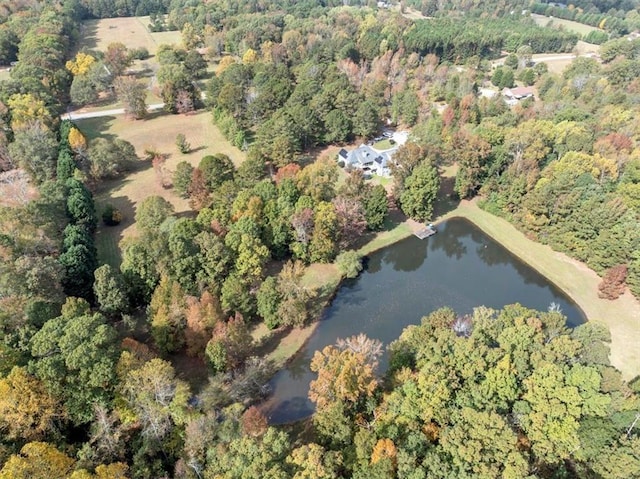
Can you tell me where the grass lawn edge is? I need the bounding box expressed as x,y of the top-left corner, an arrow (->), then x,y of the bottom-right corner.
443,199 -> 640,381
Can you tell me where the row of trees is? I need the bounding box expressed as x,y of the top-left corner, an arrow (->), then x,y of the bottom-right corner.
303,304 -> 640,478
4,304 -> 636,478
121,154 -> 389,321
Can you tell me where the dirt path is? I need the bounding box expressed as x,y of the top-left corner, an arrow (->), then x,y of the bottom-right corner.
442,199 -> 640,380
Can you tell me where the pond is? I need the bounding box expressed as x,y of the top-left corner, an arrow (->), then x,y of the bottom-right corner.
263,217 -> 586,424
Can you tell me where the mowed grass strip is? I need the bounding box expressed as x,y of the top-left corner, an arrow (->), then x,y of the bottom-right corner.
531,13 -> 600,37
77,110 -> 245,265
444,199 -> 640,380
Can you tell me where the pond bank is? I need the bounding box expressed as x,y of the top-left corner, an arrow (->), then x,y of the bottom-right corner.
262,197 -> 640,382
445,199 -> 640,380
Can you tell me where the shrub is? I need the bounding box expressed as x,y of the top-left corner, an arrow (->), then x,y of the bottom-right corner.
102,204 -> 123,226
336,251 -> 363,279
598,264 -> 627,300
129,47 -> 150,60
176,133 -> 191,154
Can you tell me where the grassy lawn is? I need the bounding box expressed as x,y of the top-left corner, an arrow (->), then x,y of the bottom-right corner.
443,200 -> 640,380
531,13 -> 600,37
78,16 -> 180,57
372,139 -> 395,150
77,110 -> 245,265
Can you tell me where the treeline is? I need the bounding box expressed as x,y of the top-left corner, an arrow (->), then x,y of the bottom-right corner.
417,36 -> 640,299
404,18 -> 578,60
531,2 -> 638,36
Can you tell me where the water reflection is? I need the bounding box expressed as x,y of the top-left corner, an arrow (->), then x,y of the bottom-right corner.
264,217 -> 585,424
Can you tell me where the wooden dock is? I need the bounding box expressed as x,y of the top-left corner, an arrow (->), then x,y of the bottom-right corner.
414,224 -> 437,240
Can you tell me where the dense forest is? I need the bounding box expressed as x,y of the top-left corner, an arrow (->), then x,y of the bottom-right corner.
0,0 -> 640,477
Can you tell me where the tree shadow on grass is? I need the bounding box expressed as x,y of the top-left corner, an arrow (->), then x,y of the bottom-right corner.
74,116 -> 118,142
94,193 -> 136,269
253,327 -> 298,359
433,173 -> 460,219
351,204 -> 407,251
78,22 -> 99,51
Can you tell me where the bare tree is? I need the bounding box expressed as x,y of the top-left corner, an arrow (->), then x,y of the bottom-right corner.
114,76 -> 148,119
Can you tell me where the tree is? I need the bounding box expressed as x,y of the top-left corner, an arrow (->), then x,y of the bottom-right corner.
185,291 -> 223,357
7,93 -> 53,132
175,133 -> 191,154
87,137 -> 137,180
256,276 -> 281,329
8,122 -> 58,184
287,443 -> 343,479
29,307 -> 119,424
104,42 -> 131,77
336,251 -> 363,279
296,158 -> 338,203
66,52 -> 96,76
204,427 -> 291,479
0,367 -> 65,441
276,260 -> 315,328
363,184 -> 388,230
122,358 -> 190,443
399,161 -> 439,221
136,196 -> 174,231
352,99 -> 379,138
157,63 -> 196,113
113,76 -> 147,119
310,339 -> 380,410
199,153 -> 235,190
516,45 -> 533,68
184,50 -> 207,78
70,74 -> 98,105
310,202 -> 339,263
205,313 -> 253,373
324,109 -> 352,143
389,142 -> 425,196
0,442 -> 75,479
333,196 -> 367,248
149,276 -> 187,354
59,243 -> 98,300
69,127 -> 87,153
451,132 -> 492,199
173,161 -> 194,198
94,264 -> 129,315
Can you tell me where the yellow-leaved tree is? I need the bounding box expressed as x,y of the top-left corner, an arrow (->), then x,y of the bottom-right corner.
216,55 -> 236,76
68,127 -> 87,153
242,48 -> 258,64
7,93 -> 53,131
0,442 -> 75,479
66,52 -> 96,76
0,367 -> 65,441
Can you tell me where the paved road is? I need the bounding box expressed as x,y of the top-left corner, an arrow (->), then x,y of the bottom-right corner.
61,102 -> 165,120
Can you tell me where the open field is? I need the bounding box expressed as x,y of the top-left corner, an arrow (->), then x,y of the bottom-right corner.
77,110 -> 245,265
531,13 -> 600,37
78,16 -> 180,56
443,199 -> 640,380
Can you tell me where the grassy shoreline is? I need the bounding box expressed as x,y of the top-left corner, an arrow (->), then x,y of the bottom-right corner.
443,200 -> 640,380
267,198 -> 640,381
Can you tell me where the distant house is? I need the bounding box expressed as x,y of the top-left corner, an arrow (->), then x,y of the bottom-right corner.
502,86 -> 535,105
